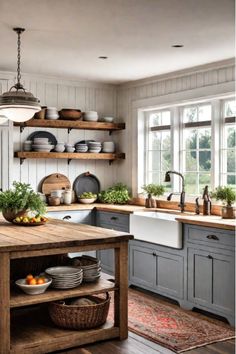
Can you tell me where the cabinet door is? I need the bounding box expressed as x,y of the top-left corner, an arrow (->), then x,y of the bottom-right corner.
155,250 -> 184,299
129,244 -> 156,289
188,248 -> 235,315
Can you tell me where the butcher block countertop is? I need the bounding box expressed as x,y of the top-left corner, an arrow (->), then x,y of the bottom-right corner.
47,203 -> 235,231
0,218 -> 133,253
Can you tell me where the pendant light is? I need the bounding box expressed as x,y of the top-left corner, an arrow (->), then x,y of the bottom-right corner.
0,28 -> 41,122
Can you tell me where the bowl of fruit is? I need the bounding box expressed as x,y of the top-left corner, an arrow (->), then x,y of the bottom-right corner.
13,215 -> 48,226
78,192 -> 97,204
15,274 -> 52,295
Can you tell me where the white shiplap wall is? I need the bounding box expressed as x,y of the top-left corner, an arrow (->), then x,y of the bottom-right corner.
116,59 -> 235,194
0,73 -> 121,191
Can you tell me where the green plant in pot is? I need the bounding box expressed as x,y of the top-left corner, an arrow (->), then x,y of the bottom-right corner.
0,181 -> 46,222
142,184 -> 165,208
98,183 -> 130,204
211,186 -> 236,219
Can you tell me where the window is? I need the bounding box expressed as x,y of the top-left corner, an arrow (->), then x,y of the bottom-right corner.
182,104 -> 212,195
221,99 -> 236,189
145,110 -> 171,186
141,95 -> 235,197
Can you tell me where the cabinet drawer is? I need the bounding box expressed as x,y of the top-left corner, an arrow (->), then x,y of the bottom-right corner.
96,211 -> 129,232
185,224 -> 235,250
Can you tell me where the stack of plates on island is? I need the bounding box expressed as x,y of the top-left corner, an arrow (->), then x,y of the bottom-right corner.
88,141 -> 102,153
32,138 -> 54,152
71,255 -> 101,283
75,143 -> 88,153
45,266 -> 83,289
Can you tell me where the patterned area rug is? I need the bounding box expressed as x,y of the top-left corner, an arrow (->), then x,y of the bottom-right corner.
108,288 -> 235,353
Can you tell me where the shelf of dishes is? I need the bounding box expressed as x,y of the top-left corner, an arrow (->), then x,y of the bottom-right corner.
14,116 -> 125,134
14,151 -> 126,165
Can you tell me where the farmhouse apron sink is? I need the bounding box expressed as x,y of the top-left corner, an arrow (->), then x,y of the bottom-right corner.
130,211 -> 182,249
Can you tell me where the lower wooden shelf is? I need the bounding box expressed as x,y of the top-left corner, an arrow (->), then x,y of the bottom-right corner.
10,278 -> 117,308
14,151 -> 125,165
11,306 -> 118,354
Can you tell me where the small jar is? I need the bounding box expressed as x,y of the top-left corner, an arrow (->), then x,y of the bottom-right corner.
63,190 -> 72,205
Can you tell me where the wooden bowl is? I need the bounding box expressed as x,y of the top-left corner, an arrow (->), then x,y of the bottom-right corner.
59,109 -> 82,120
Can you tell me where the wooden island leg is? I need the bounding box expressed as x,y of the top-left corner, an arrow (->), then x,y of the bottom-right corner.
114,241 -> 129,340
0,252 -> 10,354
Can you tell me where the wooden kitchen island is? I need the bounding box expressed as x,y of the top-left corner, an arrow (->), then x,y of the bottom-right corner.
0,219 -> 133,354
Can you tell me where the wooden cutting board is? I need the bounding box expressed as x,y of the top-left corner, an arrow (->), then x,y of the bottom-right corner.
41,173 -> 71,195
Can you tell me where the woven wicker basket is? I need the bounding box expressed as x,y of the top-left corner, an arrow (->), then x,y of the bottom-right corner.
49,293 -> 110,330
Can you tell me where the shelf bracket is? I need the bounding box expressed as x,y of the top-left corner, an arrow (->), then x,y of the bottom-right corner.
109,130 -> 112,136
20,157 -> 26,165
67,159 -> 72,165
109,160 -> 113,166
68,128 -> 73,134
20,125 -> 25,133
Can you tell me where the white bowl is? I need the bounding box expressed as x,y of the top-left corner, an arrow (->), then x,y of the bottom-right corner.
103,117 -> 114,123
55,147 -> 65,152
78,197 -> 97,204
66,147 -> 75,153
84,111 -> 97,115
15,278 -> 52,295
83,116 -> 98,122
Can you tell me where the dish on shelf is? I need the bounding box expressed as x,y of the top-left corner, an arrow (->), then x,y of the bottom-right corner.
73,172 -> 100,200
27,131 -> 57,146
59,109 -> 82,120
15,277 -> 52,295
103,117 -> 114,123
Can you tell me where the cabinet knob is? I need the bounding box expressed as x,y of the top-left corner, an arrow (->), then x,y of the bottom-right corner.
62,215 -> 71,220
206,234 -> 219,241
111,216 -> 118,221
207,255 -> 213,259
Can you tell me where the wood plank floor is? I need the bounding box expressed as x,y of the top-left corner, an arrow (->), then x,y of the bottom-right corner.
54,332 -> 235,354
54,283 -> 235,354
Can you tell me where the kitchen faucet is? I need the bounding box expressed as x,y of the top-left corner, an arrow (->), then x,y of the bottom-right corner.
164,170 -> 186,213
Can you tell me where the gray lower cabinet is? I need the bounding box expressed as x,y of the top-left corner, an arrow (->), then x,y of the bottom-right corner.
129,240 -> 184,301
184,224 -> 235,326
96,211 -> 129,274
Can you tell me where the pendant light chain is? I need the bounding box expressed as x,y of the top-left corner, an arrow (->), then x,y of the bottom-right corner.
14,28 -> 25,91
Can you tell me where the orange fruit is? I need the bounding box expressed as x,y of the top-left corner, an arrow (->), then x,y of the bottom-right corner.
26,274 -> 34,284
36,278 -> 45,285
29,278 -> 37,285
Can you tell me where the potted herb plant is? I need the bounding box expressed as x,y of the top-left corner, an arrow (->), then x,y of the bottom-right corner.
0,181 -> 46,222
141,184 -> 165,208
211,186 -> 236,219
98,183 -> 130,204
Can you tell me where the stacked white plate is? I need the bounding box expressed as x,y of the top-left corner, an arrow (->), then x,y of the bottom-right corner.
88,141 -> 102,153
32,138 -> 54,152
71,256 -> 101,283
45,266 -> 83,289
75,143 -> 88,153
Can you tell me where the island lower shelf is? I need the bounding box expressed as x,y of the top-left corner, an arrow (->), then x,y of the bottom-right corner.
11,305 -> 118,354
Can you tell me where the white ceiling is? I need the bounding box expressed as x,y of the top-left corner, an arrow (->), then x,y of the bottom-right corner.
0,0 -> 234,84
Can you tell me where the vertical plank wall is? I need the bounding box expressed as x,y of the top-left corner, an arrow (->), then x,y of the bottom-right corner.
116,59 -> 235,192
0,74 -> 120,191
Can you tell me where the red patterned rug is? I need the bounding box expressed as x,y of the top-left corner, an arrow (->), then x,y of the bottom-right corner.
108,288 -> 235,353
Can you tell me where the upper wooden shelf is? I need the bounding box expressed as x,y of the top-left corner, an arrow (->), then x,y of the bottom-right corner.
14,119 -> 125,134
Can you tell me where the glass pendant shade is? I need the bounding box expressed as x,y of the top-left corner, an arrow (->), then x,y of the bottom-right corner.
0,90 -> 40,122
0,27 -> 41,122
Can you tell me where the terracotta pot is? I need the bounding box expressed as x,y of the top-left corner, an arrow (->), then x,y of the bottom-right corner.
221,206 -> 236,219
2,209 -> 27,222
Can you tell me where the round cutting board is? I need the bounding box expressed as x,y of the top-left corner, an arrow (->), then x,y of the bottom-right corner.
41,173 -> 71,195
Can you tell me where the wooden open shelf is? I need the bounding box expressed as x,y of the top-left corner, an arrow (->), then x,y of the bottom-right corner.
14,151 -> 125,165
10,278 -> 117,308
11,306 -> 118,353
14,119 -> 125,134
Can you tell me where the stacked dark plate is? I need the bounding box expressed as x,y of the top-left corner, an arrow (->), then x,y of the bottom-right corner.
45,266 -> 83,289
71,255 -> 101,283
